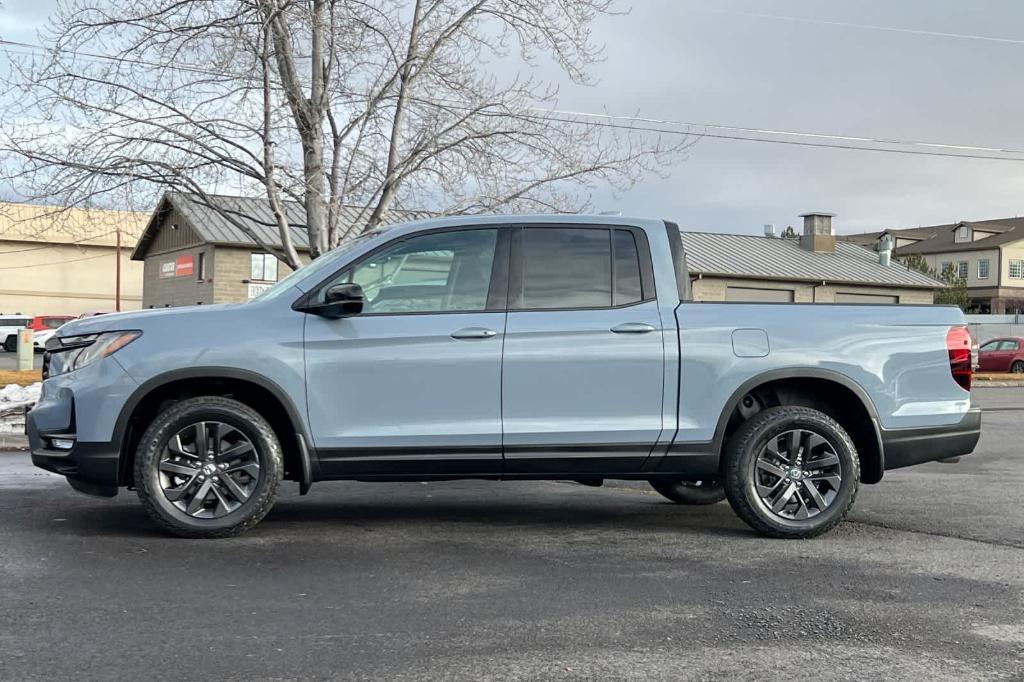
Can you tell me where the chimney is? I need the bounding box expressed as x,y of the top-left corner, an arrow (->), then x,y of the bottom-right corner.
763,223 -> 776,238
799,212 -> 836,253
878,233 -> 894,267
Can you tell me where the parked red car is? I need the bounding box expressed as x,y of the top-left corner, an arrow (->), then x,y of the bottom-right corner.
28,315 -> 74,331
978,337 -> 1024,373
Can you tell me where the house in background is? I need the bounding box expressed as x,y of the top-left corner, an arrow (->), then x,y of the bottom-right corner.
0,201 -> 146,315
844,217 -> 1024,313
683,213 -> 942,304
133,192 -> 427,307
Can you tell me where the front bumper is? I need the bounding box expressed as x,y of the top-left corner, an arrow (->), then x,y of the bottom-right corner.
881,407 -> 982,470
29,438 -> 120,497
27,357 -> 137,497
28,400 -> 119,497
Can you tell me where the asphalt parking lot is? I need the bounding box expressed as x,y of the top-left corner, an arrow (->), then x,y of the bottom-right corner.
1,389 -> 1022,680
0,351 -> 43,370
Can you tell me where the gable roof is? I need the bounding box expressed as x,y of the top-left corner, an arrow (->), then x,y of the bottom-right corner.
843,217 -> 1024,255
681,231 -> 944,289
0,201 -> 147,248
132,192 -> 431,259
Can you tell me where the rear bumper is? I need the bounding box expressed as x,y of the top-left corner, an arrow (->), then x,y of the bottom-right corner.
881,407 -> 982,471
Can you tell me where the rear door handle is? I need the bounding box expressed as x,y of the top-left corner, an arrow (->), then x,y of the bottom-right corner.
451,327 -> 497,340
610,322 -> 656,334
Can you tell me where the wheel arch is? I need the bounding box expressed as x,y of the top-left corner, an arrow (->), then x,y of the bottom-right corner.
114,367 -> 314,491
713,368 -> 885,484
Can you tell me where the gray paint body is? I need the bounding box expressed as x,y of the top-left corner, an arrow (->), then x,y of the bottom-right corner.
35,214 -> 971,482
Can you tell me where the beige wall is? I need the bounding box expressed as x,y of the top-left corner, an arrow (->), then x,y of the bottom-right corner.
919,249 -> 1000,288
998,241 -> 1024,289
691,276 -> 933,304
0,240 -> 143,315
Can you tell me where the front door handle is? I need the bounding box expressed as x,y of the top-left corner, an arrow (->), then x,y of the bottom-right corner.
451,327 -> 497,340
610,322 -> 656,334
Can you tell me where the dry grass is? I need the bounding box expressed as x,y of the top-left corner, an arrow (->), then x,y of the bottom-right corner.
975,372 -> 1024,382
0,370 -> 42,386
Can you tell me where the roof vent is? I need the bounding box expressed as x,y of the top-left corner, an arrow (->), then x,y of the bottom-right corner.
763,223 -> 776,238
878,233 -> 894,267
799,212 -> 836,253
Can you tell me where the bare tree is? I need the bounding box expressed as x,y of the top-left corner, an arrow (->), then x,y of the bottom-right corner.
1,0 -> 693,267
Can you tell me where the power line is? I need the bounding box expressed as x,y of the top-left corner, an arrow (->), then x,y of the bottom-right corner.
695,8 -> 1024,46
0,230 -> 120,256
0,251 -> 111,270
531,107 -> 1024,156
516,110 -> 1024,162
6,38 -> 1024,163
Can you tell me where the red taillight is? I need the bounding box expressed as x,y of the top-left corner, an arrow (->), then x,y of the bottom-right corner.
947,325 -> 973,391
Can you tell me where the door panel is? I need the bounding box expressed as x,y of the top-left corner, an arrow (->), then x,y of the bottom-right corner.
303,226 -> 507,477
501,224 -> 665,474
502,303 -> 666,473
305,313 -> 505,475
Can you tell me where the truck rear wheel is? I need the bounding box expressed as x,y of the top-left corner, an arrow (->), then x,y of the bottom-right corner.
134,396 -> 283,538
649,479 -> 726,505
723,406 -> 859,539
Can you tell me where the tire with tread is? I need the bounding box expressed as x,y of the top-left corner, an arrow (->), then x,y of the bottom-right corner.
723,405 -> 859,539
649,478 -> 726,505
134,396 -> 283,538
1012,360 -> 1024,374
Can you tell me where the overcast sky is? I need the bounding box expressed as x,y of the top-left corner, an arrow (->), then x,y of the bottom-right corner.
3,0 -> 1024,235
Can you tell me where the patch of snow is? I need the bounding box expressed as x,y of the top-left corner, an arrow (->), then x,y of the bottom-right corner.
0,383 -> 41,433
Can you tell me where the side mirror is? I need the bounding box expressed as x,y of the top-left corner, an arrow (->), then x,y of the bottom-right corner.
322,282 -> 365,317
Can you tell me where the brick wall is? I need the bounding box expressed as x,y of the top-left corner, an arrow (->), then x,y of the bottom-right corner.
142,245 -> 215,308
212,247 -> 299,304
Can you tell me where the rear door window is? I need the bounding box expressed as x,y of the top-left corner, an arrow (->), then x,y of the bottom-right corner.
613,229 -> 643,306
998,340 -> 1020,351
515,228 -> 612,309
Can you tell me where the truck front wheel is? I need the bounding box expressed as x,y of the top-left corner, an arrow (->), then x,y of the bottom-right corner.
723,406 -> 859,539
134,397 -> 283,538
649,479 -> 726,505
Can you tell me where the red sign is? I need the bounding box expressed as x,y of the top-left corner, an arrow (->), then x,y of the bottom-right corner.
174,255 -> 194,277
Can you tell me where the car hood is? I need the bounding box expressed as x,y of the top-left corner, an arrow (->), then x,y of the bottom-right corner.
56,304 -> 245,337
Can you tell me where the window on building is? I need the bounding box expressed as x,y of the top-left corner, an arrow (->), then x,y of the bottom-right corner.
1010,259 -> 1024,279
957,261 -> 969,280
940,261 -> 953,276
250,253 -> 278,282
196,252 -> 206,281
978,259 -> 990,279
955,224 -> 971,242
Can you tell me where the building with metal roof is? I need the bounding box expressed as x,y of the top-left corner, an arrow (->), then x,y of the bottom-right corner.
684,213 -> 942,304
132,192 -> 428,307
843,217 -> 1024,313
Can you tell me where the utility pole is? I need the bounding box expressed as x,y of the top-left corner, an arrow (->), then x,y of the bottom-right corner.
115,227 -> 121,312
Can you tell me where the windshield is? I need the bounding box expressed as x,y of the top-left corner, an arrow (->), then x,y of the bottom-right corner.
250,233 -> 380,302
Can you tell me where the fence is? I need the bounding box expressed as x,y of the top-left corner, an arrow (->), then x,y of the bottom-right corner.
965,314 -> 1024,345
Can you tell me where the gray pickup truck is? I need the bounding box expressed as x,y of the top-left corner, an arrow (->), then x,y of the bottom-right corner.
28,215 -> 981,538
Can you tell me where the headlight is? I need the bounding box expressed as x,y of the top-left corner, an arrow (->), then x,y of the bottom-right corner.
45,331 -> 142,377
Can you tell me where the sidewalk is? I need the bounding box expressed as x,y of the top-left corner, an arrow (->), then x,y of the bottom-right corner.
0,434 -> 28,451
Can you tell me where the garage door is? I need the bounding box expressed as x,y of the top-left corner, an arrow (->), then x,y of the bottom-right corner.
725,286 -> 795,302
834,292 -> 898,304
